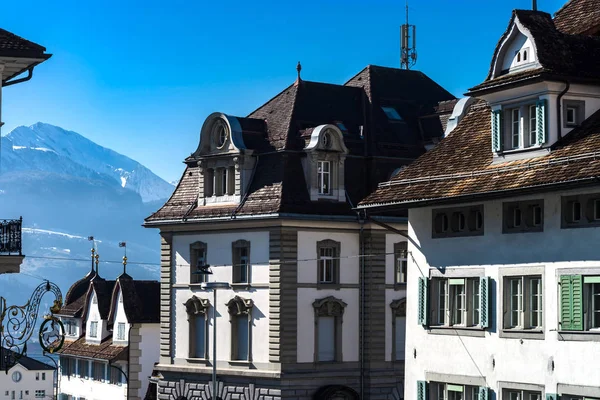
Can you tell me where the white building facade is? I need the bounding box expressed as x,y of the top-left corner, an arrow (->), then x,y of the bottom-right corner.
0,350 -> 55,400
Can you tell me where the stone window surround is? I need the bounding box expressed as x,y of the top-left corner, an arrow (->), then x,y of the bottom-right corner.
498,265 -> 545,340
184,295 -> 210,360
425,372 -> 487,388
427,267 -> 486,338
189,241 -> 208,285
556,266 -> 600,342
502,199 -> 544,234
497,381 -> 544,399
316,239 -> 341,288
313,296 -> 347,363
198,157 -> 243,205
558,384 -> 600,399
390,298 -> 406,362
563,99 -> 585,128
393,241 -> 408,287
561,193 -> 600,230
232,239 -> 251,287
226,296 -> 254,363
432,205 -> 484,239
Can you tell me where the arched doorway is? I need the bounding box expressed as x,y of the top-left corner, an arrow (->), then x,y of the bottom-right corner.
313,385 -> 360,400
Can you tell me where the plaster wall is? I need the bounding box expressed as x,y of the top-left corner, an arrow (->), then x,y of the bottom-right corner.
139,324 -> 160,399
112,290 -> 130,344
60,370 -> 127,400
385,234 -> 408,362
404,188 -> 600,399
297,231 -> 359,284
0,363 -> 54,400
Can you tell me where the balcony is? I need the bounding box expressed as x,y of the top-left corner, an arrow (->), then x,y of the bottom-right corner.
0,217 -> 24,274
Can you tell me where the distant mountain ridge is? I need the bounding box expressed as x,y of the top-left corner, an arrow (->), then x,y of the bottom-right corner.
2,122 -> 174,202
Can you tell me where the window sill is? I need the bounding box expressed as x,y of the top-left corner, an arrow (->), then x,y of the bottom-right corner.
428,326 -> 486,338
393,283 -> 407,291
228,360 -> 253,367
499,328 -> 544,340
317,283 -> 341,290
557,331 -> 600,342
231,283 -> 251,290
186,358 -> 209,364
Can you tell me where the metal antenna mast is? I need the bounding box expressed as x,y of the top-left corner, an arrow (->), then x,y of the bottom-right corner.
400,1 -> 417,70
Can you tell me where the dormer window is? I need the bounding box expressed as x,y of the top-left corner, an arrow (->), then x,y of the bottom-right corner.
90,321 -> 98,338
213,120 -> 229,149
317,161 -> 331,195
491,100 -> 547,153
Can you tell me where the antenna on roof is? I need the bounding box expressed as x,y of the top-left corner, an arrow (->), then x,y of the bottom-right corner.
400,1 -> 417,70
532,0 -> 537,11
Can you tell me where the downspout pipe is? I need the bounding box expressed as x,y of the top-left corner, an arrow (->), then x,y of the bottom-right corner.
556,80 -> 570,140
358,209 -> 366,400
2,68 -> 34,87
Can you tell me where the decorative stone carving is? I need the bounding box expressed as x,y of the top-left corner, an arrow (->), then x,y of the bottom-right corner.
226,296 -> 254,316
390,298 -> 406,317
184,296 -> 210,316
312,296 -> 347,317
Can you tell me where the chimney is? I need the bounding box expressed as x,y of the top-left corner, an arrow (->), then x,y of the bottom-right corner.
532,0 -> 537,11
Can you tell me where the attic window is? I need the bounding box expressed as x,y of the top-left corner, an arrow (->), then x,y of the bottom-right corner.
335,122 -> 348,133
381,107 -> 403,121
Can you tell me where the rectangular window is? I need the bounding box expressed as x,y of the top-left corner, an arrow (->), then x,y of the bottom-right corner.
317,316 -> 335,362
92,362 -> 104,381
232,240 -> 250,284
204,168 -> 214,197
227,166 -> 236,195
233,315 -> 249,360
513,207 -> 522,227
394,316 -> 406,360
561,275 -> 600,331
78,359 -> 89,379
532,205 -> 543,226
190,242 -> 208,284
41,372 -> 45,380
433,206 -> 484,238
572,201 -> 582,222
317,161 -> 331,195
529,104 -> 537,146
34,392 -> 45,399
89,321 -> 98,338
318,246 -> 335,283
432,278 -> 484,327
503,389 -> 541,400
194,314 -> 206,358
394,242 -> 408,284
503,200 -> 544,233
566,107 -> 576,125
431,383 -> 481,400
221,168 -> 228,196
36,372 -> 39,380
505,275 -> 543,330
117,323 -> 126,340
511,108 -> 520,149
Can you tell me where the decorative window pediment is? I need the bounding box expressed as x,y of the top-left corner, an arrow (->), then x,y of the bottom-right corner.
312,296 -> 347,317
226,296 -> 254,316
390,298 -> 406,317
184,296 -> 210,316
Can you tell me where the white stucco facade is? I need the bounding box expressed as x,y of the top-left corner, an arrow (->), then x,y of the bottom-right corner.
405,187 -> 600,399
0,362 -> 54,400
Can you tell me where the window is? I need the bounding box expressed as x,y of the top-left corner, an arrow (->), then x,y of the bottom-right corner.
204,168 -> 214,197
184,295 -> 210,359
503,389 -> 541,400
572,201 -> 582,222
503,200 -> 544,233
70,358 -> 77,377
36,372 -> 39,380
190,241 -> 208,284
394,242 -> 408,285
232,240 -> 250,284
430,382 -> 482,400
226,296 -> 253,362
11,371 -> 21,383
529,104 -> 537,146
390,299 -> 406,361
431,278 -> 486,327
214,120 -> 228,148
313,296 -> 346,362
511,108 -> 520,149
77,359 -> 89,379
504,275 -> 543,330
35,391 -> 45,399
563,100 -> 585,128
92,362 -> 105,381
89,321 -> 98,338
317,161 -> 331,195
117,323 -> 126,340
381,106 -> 403,121
64,319 -> 76,336
562,396 -> 600,400
61,357 -> 71,376
560,275 -> 600,331
41,372 -> 45,380
562,194 -> 600,228
433,206 -> 484,238
317,240 -> 340,285
566,107 -> 576,125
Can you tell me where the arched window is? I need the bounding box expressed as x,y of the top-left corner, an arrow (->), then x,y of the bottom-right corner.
226,296 -> 254,361
313,296 -> 347,362
517,52 -> 521,62
390,298 -> 406,361
523,50 -> 528,61
184,296 -> 210,359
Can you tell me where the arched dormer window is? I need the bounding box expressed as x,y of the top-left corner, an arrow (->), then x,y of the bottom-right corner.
390,298 -> 406,361
227,296 -> 254,361
184,296 -> 210,359
313,296 -> 347,362
303,125 -> 349,202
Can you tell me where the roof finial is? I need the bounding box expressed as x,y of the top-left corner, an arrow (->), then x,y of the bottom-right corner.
119,242 -> 127,275
88,236 -> 96,273
295,61 -> 302,86
95,252 -> 100,277
532,0 -> 537,11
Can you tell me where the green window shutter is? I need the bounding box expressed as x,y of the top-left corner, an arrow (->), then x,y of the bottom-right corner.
417,381 -> 428,400
418,277 -> 429,326
479,276 -> 490,328
560,275 -> 584,331
478,387 -> 489,400
491,109 -> 503,152
546,394 -> 558,400
536,99 -> 548,145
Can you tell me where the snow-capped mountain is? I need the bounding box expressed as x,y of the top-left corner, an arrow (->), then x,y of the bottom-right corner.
3,122 -> 174,202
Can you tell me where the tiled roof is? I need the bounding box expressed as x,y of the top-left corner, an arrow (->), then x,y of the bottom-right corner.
146,65 -> 454,223
469,10 -> 600,94
1,348 -> 55,371
359,102 -> 600,208
109,276 -> 160,324
57,336 -> 127,361
59,268 -> 97,317
554,0 -> 600,35
0,28 -> 50,59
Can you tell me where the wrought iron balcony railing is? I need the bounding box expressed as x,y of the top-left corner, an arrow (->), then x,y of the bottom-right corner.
0,217 -> 22,256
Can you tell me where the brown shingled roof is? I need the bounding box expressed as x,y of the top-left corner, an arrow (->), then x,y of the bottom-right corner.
359,102 -> 600,209
554,0 -> 600,35
108,276 -> 160,324
0,28 -> 50,59
58,336 -> 127,361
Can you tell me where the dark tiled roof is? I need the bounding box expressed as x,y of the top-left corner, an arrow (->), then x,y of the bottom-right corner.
0,28 -> 50,59
84,278 -> 117,320
554,0 -> 600,35
469,10 -> 600,94
359,102 -> 600,208
1,348 -> 55,371
57,336 -> 127,361
108,276 -> 160,324
146,65 -> 454,223
59,268 -> 97,318
58,295 -> 86,318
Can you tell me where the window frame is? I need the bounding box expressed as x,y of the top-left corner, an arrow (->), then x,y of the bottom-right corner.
317,160 -> 332,195
430,277 -> 482,328
393,242 -> 408,285
499,268 -> 545,339
189,241 -> 208,284
316,239 -> 341,287
511,107 -> 521,149
89,321 -> 98,338
184,296 -> 210,360
232,240 -> 251,285
502,200 -> 544,234
432,205 -> 485,238
390,299 -> 406,362
563,100 -> 585,128
562,194 -> 600,229
313,296 -> 346,363
226,296 -> 254,363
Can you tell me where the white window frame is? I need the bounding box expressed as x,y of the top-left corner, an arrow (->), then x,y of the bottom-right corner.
584,277 -> 600,331
432,278 -> 482,327
511,108 -> 520,149
566,106 -> 577,125
89,321 -> 98,338
317,160 -> 331,195
394,242 -> 408,285
528,104 -> 537,146
431,382 -> 480,400
503,389 -> 542,400
117,323 -> 126,341
318,246 -> 335,284
504,275 -> 543,330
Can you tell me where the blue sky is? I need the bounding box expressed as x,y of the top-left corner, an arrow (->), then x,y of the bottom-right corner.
2,0 -> 565,182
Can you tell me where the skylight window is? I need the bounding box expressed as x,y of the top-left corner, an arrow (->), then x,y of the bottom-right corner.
381,106 -> 403,121
335,121 -> 348,133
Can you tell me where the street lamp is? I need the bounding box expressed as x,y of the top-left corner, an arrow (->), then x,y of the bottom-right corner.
195,262 -> 229,400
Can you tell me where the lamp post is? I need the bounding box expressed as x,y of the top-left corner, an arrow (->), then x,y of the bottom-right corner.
201,282 -> 230,400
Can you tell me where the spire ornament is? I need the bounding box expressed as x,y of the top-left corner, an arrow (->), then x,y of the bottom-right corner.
294,61 -> 302,86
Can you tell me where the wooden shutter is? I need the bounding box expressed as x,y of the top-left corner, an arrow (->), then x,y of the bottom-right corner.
418,277 -> 428,326
560,275 -> 583,331
546,394 -> 558,400
491,109 -> 503,152
478,387 -> 489,400
417,381 -> 427,400
479,276 -> 490,328
536,99 -> 547,145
